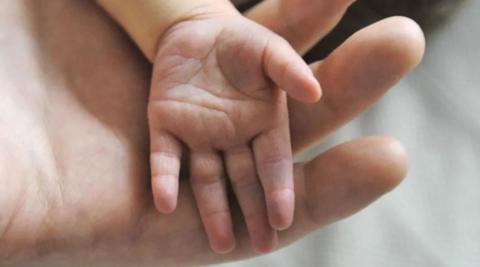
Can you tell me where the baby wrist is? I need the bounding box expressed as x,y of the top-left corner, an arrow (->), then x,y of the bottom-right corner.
97,0 -> 238,62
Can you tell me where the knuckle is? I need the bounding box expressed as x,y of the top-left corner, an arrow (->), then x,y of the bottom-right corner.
258,153 -> 291,168
191,169 -> 222,185
228,161 -> 253,182
202,208 -> 230,218
226,148 -> 256,186
264,187 -> 294,198
230,173 -> 256,188
151,151 -> 179,161
191,156 -> 223,185
244,210 -> 265,222
227,159 -> 249,176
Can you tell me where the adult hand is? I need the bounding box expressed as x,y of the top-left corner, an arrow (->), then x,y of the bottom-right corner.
0,0 -> 424,266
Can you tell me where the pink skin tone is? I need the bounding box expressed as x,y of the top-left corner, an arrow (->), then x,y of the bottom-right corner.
0,0 -> 425,265
149,12 -> 321,253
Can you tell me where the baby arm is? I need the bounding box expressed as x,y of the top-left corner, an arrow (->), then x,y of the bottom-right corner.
96,0 -> 235,62
97,0 -> 322,253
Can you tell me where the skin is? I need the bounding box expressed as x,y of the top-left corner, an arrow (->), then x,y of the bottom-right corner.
0,0 -> 425,266
149,7 -> 323,254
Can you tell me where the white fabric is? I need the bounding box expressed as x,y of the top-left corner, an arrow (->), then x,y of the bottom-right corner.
219,1 -> 480,266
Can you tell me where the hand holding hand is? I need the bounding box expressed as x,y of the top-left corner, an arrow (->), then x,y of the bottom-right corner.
0,0 -> 424,265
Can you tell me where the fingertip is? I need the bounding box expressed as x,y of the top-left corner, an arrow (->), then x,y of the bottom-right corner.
285,66 -> 322,103
252,231 -> 279,254
206,215 -> 237,254
211,236 -> 236,255
375,16 -> 426,74
267,189 -> 295,231
370,136 -> 409,192
345,16 -> 425,79
304,136 -> 409,226
246,215 -> 279,254
152,176 -> 178,214
154,198 -> 177,214
306,74 -> 323,102
210,237 -> 237,254
265,35 -> 322,103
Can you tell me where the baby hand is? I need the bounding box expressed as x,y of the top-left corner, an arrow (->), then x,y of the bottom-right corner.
148,11 -> 321,253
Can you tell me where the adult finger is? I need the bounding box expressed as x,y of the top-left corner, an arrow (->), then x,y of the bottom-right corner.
133,137 -> 408,265
246,0 -> 355,54
278,136 -> 408,244
195,136 -> 408,262
289,17 -> 425,153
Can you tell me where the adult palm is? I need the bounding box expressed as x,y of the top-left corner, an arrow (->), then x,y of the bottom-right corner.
0,0 -> 424,266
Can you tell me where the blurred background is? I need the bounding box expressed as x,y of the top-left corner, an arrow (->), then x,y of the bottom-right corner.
222,0 -> 479,266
